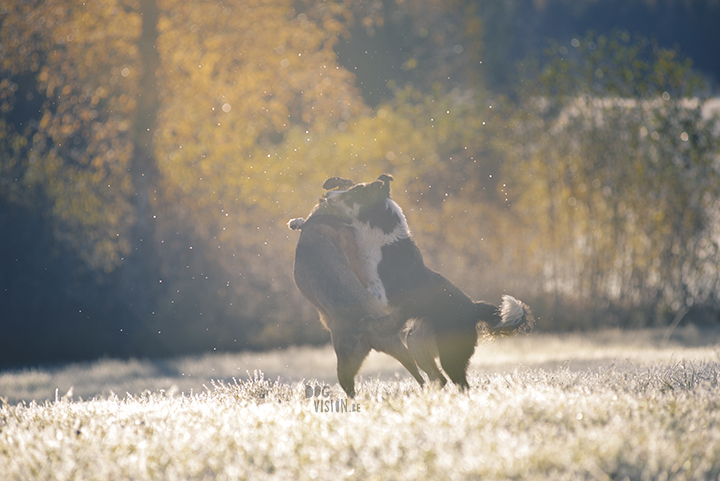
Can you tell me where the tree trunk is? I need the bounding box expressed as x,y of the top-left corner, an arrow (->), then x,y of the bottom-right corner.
120,0 -> 163,348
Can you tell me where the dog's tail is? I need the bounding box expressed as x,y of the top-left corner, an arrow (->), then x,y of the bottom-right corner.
475,295 -> 535,338
492,295 -> 535,336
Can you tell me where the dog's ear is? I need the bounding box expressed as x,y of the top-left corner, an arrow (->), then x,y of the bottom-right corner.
323,177 -> 355,190
378,174 -> 393,183
376,174 -> 393,197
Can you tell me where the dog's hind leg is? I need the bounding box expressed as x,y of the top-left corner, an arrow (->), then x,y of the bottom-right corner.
406,320 -> 447,386
372,334 -> 425,387
333,332 -> 371,398
435,331 -> 477,389
362,299 -> 416,336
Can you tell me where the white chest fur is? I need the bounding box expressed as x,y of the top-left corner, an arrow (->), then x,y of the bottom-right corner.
350,199 -> 410,309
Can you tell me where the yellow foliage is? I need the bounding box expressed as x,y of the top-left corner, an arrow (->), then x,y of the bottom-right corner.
153,0 -> 367,243
3,2 -> 718,324
1,0 -> 140,270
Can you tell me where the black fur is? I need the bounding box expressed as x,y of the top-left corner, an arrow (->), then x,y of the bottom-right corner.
336,175 -> 532,388
377,238 -> 429,305
290,203 -> 424,397
379,243 -> 501,387
357,200 -> 402,234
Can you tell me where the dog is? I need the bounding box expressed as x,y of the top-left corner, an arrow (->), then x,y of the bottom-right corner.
320,174 -> 535,388
288,177 -> 424,397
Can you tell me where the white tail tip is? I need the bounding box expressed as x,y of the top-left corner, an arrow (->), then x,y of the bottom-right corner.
499,295 -> 525,327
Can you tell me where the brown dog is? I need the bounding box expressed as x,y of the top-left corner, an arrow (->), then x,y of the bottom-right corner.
288,178 -> 423,397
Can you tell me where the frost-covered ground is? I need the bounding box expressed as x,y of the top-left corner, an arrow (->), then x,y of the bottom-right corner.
1,326 -> 720,480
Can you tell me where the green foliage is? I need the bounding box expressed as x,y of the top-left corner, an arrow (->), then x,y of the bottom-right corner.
527,30 -> 705,100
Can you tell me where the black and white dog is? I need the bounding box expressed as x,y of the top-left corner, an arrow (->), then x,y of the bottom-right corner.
321,174 -> 534,388
288,177 -> 424,397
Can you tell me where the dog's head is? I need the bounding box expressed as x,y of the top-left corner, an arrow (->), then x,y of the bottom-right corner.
290,174 -> 395,230
316,174 -> 393,222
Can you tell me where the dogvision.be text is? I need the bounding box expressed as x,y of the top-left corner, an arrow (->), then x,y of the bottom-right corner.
313,398 -> 362,413
305,384 -> 362,413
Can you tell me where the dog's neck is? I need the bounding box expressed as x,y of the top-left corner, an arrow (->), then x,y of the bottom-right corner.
351,198 -> 409,245
349,198 -> 410,307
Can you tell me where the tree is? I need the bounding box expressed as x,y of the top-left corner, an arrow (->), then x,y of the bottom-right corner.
501,31 -> 720,326
1,0 -> 141,271
0,0 -> 373,359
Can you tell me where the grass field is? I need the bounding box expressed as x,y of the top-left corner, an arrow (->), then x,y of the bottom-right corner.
2,325 -> 720,480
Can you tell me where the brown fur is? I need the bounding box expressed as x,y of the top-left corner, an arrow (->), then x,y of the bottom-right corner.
290,206 -> 423,397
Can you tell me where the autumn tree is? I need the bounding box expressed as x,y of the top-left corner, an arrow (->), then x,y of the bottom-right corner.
1,0 -> 142,270
3,1 -> 719,367
0,0 -> 383,358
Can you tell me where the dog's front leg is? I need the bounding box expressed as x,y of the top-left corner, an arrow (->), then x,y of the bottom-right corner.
332,332 -> 371,398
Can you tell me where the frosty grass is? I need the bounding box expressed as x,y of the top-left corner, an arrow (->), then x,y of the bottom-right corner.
2,329 -> 720,480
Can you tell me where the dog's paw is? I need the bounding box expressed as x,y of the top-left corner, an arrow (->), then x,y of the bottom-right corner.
287,217 -> 305,230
